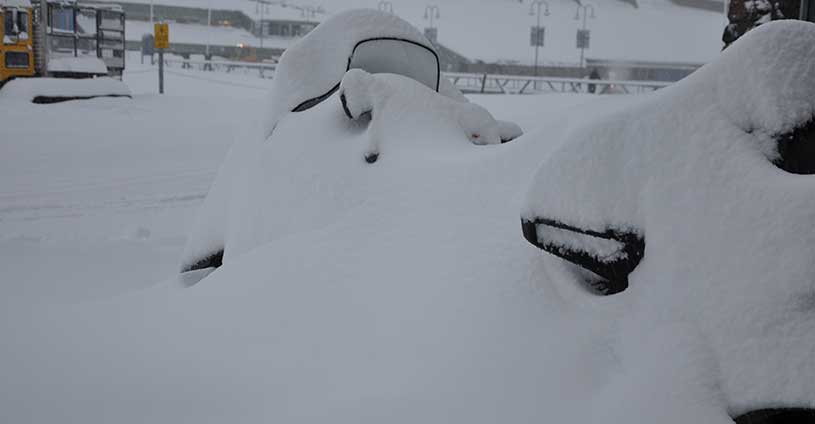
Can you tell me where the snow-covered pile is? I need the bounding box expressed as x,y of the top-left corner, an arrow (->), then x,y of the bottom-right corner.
0,77 -> 131,103
523,20 -> 815,420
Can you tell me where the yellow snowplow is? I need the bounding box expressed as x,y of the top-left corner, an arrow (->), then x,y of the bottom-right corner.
0,0 -> 129,102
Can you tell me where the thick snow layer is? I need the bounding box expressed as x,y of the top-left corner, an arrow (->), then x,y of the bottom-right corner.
0,77 -> 131,102
47,57 -> 109,74
523,20 -> 815,416
2,54 -> 609,422
339,70 -> 509,153
0,0 -> 30,7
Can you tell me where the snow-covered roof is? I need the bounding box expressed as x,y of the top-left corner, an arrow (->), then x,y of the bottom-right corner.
329,0 -> 725,65
110,0 -> 724,64
113,0 -> 326,24
126,19 -> 299,49
0,0 -> 31,8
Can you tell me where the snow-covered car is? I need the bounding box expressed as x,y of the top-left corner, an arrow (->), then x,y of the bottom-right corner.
181,9 -> 521,275
522,21 -> 815,423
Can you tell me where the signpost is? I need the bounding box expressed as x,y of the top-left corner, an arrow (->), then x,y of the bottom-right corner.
154,22 -> 169,94
530,26 -> 545,47
577,29 -> 590,49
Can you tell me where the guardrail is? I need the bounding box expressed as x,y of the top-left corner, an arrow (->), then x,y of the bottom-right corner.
443,72 -> 673,94
162,58 -> 276,78
155,58 -> 674,94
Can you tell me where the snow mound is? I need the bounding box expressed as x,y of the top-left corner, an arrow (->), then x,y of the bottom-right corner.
0,77 -> 131,103
523,20 -> 815,416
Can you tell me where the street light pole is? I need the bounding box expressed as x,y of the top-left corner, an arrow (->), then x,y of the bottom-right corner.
424,5 -> 440,42
574,3 -> 595,68
529,0 -> 549,78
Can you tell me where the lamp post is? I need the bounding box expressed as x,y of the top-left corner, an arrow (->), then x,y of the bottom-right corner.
423,5 -> 440,42
378,1 -> 394,14
529,0 -> 549,78
206,0 -> 211,57
574,3 -> 595,68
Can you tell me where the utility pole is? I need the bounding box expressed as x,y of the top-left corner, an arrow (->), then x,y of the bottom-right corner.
529,0 -> 549,78
574,3 -> 595,68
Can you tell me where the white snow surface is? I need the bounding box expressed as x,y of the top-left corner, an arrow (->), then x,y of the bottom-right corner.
523,20 -> 815,417
3,23 -> 815,424
1,52 -> 608,423
0,76 -> 131,101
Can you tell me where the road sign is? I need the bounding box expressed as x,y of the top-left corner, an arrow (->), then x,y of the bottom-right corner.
154,23 -> 169,49
577,29 -> 591,49
424,27 -> 438,43
530,26 -> 545,47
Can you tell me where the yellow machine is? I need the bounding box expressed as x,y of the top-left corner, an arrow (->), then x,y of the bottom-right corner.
0,0 -> 35,84
0,0 -> 125,88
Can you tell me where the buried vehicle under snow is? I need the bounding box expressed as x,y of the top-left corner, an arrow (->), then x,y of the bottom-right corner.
521,21 -> 815,423
180,9 -> 521,275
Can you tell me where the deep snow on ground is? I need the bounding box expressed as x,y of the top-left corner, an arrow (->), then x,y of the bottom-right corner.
8,21 -> 813,422
0,57 -> 608,423
0,60 -> 269,304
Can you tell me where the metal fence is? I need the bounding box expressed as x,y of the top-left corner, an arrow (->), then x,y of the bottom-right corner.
156,58 -> 674,94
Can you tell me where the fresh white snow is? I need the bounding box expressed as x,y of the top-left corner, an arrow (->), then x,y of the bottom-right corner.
2,14 -> 813,424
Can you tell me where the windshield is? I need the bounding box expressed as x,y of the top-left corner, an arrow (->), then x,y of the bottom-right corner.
348,38 -> 440,91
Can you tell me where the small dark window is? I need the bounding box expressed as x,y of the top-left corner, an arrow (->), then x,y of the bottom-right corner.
5,51 -> 29,68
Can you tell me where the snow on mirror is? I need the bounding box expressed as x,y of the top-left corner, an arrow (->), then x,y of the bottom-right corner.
348,38 -> 440,92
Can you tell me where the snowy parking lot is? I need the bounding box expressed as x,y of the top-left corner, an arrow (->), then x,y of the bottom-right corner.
3,17 -> 815,424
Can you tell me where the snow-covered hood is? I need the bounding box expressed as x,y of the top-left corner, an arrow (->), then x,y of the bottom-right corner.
522,20 -> 815,420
